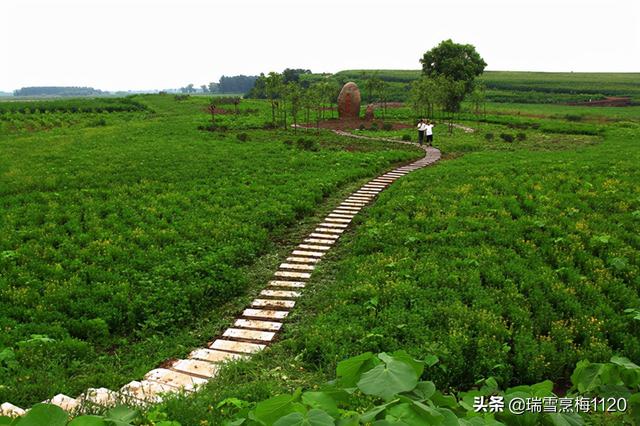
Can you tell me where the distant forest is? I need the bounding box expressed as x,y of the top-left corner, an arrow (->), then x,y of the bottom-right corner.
181,75 -> 259,94
13,87 -> 104,97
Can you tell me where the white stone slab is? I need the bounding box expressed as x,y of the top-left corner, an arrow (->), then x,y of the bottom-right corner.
234,318 -> 283,331
328,213 -> 354,218
324,217 -> 351,223
314,228 -> 344,234
243,308 -> 290,319
210,339 -> 266,354
275,270 -> 311,279
80,387 -> 118,407
292,249 -> 325,256
47,394 -> 79,412
298,244 -> 331,250
145,368 -> 208,391
287,256 -> 320,263
345,197 -> 369,203
261,289 -> 301,298
223,328 -> 276,342
269,280 -> 306,288
1,402 -> 25,417
309,233 -> 339,239
318,222 -> 348,228
189,348 -> 249,363
251,298 -> 296,309
172,359 -> 219,378
120,380 -> 174,403
304,238 -> 335,245
280,262 -> 315,270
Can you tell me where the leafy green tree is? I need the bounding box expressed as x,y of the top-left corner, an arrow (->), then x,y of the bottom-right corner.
265,72 -> 283,126
207,82 -> 218,94
287,81 -> 303,132
200,84 -> 208,93
420,39 -> 486,99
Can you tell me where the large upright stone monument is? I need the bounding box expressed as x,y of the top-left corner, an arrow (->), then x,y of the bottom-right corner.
337,82 -> 361,120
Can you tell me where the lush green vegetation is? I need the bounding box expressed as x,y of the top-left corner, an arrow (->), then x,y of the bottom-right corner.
154,115 -> 637,425
326,70 -> 640,103
0,94 -> 420,406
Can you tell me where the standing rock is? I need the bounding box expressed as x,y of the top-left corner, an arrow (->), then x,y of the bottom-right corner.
337,82 -> 361,120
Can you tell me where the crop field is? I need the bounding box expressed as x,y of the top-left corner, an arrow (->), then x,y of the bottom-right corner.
327,70 -> 640,104
0,94 -> 420,406
150,111 -> 640,425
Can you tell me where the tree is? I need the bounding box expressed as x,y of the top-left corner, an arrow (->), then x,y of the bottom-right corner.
185,84 -> 195,93
409,77 -> 440,120
468,83 -> 486,121
282,68 -> 311,84
265,72 -> 284,127
420,39 -> 486,97
200,84 -> 208,93
208,82 -> 218,94
287,81 -> 303,132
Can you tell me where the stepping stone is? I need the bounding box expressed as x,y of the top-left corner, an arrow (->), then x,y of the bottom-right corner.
309,233 -> 338,239
332,210 -> 356,216
354,191 -> 379,196
210,339 -> 266,354
189,348 -> 248,363
315,228 -> 344,234
223,328 -> 276,342
47,394 -> 79,412
318,222 -> 348,228
172,359 -> 219,378
287,256 -> 320,263
234,318 -> 283,331
298,244 -> 331,250
280,262 -> 315,270
251,298 -> 296,309
1,402 -> 25,417
120,380 -> 174,404
336,205 -> 361,210
291,249 -> 325,257
324,217 -> 351,223
79,387 -> 118,407
145,368 -> 208,391
260,289 -> 301,298
269,280 -> 306,288
304,238 -> 335,245
242,308 -> 290,320
328,213 -> 355,218
275,270 -> 311,279
363,184 -> 386,188
345,197 -> 369,202
340,202 -> 366,207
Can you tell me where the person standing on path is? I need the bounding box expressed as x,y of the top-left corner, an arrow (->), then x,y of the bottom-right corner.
424,120 -> 435,146
416,119 -> 427,145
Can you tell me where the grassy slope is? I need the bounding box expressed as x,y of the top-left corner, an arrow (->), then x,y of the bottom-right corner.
0,95 -> 421,406
157,120 -> 640,425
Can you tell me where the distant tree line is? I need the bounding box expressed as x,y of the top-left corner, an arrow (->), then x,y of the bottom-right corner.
13,87 -> 104,97
182,75 -> 261,94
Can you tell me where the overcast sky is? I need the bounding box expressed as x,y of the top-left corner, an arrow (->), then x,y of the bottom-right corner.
1,0 -> 638,92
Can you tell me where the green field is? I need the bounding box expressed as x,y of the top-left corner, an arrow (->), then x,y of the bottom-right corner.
0,95 -> 420,406
321,70 -> 640,104
1,80 -> 639,424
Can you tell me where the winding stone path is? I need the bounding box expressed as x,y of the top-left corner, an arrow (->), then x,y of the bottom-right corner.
0,134 -> 441,417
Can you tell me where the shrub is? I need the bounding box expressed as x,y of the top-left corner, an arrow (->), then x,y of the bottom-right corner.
174,94 -> 189,101
401,134 -> 411,141
565,114 -> 583,122
87,118 -> 107,127
236,132 -> 249,142
283,139 -> 293,147
517,132 -> 527,141
295,138 -> 319,151
485,132 -> 494,141
370,122 -> 379,131
358,124 -> 366,131
499,133 -> 514,143
263,121 -> 276,129
382,122 -> 393,131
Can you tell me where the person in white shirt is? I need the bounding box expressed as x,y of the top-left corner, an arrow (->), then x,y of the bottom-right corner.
424,120 -> 435,146
416,119 -> 427,145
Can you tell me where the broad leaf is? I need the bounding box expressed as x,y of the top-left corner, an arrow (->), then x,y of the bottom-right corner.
273,409 -> 334,426
357,355 -> 419,400
253,394 -> 298,425
301,392 -> 338,416
15,404 -> 67,426
68,416 -> 107,426
336,352 -> 377,387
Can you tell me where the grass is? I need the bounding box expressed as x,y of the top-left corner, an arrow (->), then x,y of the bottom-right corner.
152,121 -> 640,425
0,94 -> 421,406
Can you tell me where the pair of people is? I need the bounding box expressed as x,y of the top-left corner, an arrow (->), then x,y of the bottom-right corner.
417,119 -> 434,146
